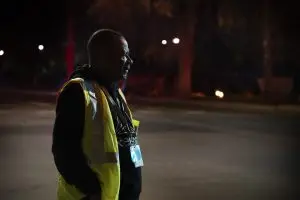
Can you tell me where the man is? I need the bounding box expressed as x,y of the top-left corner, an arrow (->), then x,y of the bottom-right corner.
52,29 -> 143,200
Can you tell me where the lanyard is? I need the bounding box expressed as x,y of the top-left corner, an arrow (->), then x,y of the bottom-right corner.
101,87 -> 133,129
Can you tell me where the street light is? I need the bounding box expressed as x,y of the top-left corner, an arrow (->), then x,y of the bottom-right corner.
0,50 -> 4,56
215,90 -> 224,99
38,45 -> 44,51
172,37 -> 180,44
161,40 -> 167,45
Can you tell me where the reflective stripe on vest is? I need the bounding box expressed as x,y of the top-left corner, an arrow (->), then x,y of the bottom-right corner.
56,78 -> 120,200
82,81 -> 119,164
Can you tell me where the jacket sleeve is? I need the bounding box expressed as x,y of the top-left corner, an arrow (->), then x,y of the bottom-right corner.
52,82 -> 101,196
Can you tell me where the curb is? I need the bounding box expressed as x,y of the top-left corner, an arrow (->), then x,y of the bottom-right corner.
1,89 -> 300,114
128,97 -> 300,114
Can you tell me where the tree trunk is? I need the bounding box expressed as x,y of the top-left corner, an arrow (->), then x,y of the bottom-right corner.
262,0 -> 272,98
177,7 -> 196,98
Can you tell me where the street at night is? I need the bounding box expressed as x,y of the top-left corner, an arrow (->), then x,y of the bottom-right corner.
0,102 -> 298,200
1,0 -> 300,199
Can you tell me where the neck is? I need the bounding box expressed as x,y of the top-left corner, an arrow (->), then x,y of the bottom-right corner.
89,65 -> 120,96
106,82 -> 119,99
89,68 -> 115,86
97,76 -> 118,89
96,75 -> 119,97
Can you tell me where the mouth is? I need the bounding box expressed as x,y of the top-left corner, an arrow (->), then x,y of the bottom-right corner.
122,68 -> 129,79
123,69 -> 128,75
123,65 -> 130,73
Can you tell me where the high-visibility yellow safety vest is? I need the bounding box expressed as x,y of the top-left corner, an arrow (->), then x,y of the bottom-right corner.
55,78 -> 140,200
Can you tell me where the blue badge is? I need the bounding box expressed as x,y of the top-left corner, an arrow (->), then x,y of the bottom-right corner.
130,145 -> 144,168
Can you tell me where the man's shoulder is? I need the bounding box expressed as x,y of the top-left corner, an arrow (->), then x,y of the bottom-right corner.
55,81 -> 85,110
59,81 -> 83,99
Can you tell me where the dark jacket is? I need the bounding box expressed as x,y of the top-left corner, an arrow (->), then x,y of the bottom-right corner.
52,66 -> 141,200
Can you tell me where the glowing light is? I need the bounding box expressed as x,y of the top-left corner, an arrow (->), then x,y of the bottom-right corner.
161,40 -> 167,45
172,37 -> 180,44
215,90 -> 224,99
38,45 -> 44,51
0,50 -> 4,56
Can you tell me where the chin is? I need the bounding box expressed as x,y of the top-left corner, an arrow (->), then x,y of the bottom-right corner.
122,74 -> 128,80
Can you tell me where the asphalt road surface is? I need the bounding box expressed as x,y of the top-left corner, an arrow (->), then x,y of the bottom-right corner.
0,102 -> 299,200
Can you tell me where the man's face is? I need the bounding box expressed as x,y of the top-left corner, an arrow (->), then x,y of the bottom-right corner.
119,38 -> 133,80
105,37 -> 133,81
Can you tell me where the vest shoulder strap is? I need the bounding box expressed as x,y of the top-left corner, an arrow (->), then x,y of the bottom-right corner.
58,78 -> 84,94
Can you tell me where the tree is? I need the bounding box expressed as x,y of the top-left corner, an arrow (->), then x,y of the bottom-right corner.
262,0 -> 272,97
87,0 -> 197,97
176,1 -> 198,97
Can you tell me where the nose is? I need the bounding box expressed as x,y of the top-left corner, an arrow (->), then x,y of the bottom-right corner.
126,55 -> 133,65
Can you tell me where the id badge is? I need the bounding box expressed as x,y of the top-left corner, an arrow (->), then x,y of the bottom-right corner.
130,145 -> 144,168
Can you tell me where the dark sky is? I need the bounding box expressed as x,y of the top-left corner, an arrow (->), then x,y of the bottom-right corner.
0,1 -> 298,55
0,1 -> 67,48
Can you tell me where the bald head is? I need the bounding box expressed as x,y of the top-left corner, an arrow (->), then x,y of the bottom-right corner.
87,29 -> 123,63
87,29 -> 133,82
